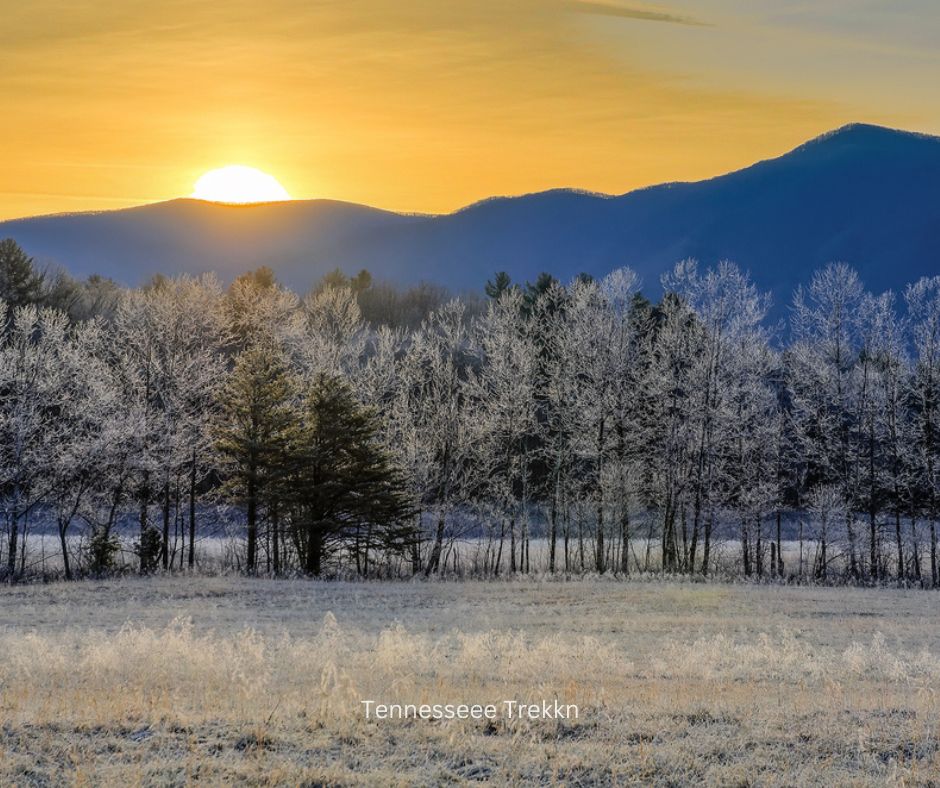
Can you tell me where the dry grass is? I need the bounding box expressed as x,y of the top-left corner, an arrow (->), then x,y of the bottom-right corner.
1,577 -> 939,785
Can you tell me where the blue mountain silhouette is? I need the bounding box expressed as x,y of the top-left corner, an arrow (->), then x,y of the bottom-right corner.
3,123 -> 938,311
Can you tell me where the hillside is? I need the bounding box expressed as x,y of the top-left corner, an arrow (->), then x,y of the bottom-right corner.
3,123 -> 939,308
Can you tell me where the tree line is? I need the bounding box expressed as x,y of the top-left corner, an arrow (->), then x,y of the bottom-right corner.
2,237 -> 940,584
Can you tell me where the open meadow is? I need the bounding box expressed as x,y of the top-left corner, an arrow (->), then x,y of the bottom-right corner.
2,576 -> 940,785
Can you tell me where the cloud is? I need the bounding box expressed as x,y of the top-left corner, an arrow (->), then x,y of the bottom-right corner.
567,1 -> 708,27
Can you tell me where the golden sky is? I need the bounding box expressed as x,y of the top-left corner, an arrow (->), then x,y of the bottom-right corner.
1,0 -> 939,220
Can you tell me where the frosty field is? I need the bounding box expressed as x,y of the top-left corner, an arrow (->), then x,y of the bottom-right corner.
1,577 -> 939,785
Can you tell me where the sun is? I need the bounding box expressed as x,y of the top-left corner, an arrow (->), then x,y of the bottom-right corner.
191,165 -> 291,204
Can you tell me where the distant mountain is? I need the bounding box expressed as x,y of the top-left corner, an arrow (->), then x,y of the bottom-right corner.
3,123 -> 940,313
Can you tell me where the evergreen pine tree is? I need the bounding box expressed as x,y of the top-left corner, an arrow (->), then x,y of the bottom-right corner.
485,271 -> 514,300
215,345 -> 298,572
285,374 -> 416,576
0,238 -> 44,309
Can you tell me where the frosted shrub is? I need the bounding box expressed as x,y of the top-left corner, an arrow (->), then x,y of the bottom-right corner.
0,617 -> 271,718
86,618 -> 268,693
4,608 -> 940,733
842,632 -> 940,683
373,624 -> 439,675
650,630 -> 827,682
650,630 -> 940,686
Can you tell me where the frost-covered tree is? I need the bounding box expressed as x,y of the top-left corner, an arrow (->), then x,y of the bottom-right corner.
788,263 -> 867,578
0,305 -> 72,573
542,271 -> 643,573
7,255 -> 940,585
532,281 -> 574,572
643,291 -> 698,572
140,276 -> 227,569
45,319 -> 115,579
721,326 -> 781,577
107,277 -> 227,571
860,292 -> 911,579
663,260 -> 773,574
222,267 -> 299,350
467,288 -> 538,574
396,301 -> 474,575
906,277 -> 940,586
293,284 -> 368,387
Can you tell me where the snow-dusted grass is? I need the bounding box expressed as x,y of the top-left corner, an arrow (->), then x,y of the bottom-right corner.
1,577 -> 939,784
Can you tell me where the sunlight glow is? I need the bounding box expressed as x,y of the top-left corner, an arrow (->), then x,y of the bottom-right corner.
191,165 -> 291,203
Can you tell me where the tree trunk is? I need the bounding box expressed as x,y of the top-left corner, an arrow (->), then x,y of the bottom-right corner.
272,502 -> 280,575
7,480 -> 21,574
188,451 -> 197,569
741,519 -> 751,577
578,515 -> 585,572
911,516 -> 922,583
354,529 -> 362,576
19,513 -> 29,575
425,513 -> 446,576
869,428 -> 878,580
663,501 -> 678,573
798,519 -> 804,579
58,518 -> 72,581
563,512 -> 570,573
701,511 -> 713,576
846,514 -> 858,579
305,523 -> 322,575
411,511 -> 422,575
818,517 -> 828,582
161,482 -> 171,570
363,523 -> 374,577
931,520 -> 938,588
7,513 -> 18,575
139,478 -> 150,574
595,418 -> 606,574
688,504 -> 700,576
620,504 -> 630,576
895,508 -> 904,582
680,504 -> 689,573
246,477 -> 257,573
776,511 -> 784,577
755,516 -> 763,578
494,519 -> 504,577
549,500 -> 557,575
524,524 -> 530,574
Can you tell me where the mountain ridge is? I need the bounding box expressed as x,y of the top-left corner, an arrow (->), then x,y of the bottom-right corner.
3,123 -> 939,310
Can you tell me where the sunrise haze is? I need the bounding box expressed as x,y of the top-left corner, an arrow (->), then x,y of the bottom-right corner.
3,0 -> 940,220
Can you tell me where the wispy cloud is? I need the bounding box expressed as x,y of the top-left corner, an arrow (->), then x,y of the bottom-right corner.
567,1 -> 708,27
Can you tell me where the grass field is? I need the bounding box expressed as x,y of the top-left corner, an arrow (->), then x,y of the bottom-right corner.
2,576 -> 940,785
